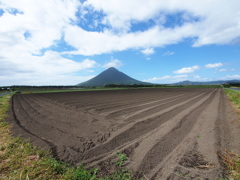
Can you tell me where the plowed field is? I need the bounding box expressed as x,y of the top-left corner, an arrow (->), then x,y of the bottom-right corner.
7,88 -> 240,179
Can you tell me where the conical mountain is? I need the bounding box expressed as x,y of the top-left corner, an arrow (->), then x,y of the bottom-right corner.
77,67 -> 150,86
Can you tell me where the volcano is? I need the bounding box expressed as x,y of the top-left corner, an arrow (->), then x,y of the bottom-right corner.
77,67 -> 150,86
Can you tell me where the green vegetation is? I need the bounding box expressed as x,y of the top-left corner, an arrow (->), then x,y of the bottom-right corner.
224,88 -> 240,109
0,93 -> 136,179
223,88 -> 240,179
115,152 -> 128,167
219,150 -> 240,180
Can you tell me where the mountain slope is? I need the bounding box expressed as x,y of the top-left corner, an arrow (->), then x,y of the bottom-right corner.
77,67 -> 150,86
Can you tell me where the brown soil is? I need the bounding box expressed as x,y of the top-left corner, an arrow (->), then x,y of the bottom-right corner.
6,88 -> 240,179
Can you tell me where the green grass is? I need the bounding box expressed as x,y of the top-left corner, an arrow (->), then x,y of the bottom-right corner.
0,93 -> 135,180
223,88 -> 240,179
224,88 -> 240,109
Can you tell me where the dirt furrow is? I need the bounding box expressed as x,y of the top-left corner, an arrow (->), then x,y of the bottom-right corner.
12,94 -> 114,159
10,95 -> 60,158
76,89 -> 215,165
85,89 -> 215,169
137,89 -> 217,177
152,89 -> 223,179
110,89 -> 209,121
73,88 -> 201,112
103,89 -> 206,118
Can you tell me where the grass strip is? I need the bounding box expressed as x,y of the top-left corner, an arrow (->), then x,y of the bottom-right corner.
219,150 -> 240,180
224,88 -> 240,110
0,93 -> 135,180
223,88 -> 240,180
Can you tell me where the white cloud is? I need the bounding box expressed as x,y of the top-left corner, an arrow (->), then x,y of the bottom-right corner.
205,62 -> 223,68
173,65 -> 200,74
0,50 -> 97,85
0,72 -> 95,86
0,0 -> 93,85
194,75 -> 201,79
145,75 -> 188,82
63,24 -> 193,56
224,75 -> 240,79
218,69 -> 227,72
163,51 -> 175,56
103,59 -> 123,69
2,0 -> 240,57
83,0 -> 240,47
0,0 -> 80,54
141,48 -> 155,55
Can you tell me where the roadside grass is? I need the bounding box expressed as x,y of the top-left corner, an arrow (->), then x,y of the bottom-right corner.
223,88 -> 240,180
219,150 -> 240,180
0,94 -> 135,180
224,88 -> 240,110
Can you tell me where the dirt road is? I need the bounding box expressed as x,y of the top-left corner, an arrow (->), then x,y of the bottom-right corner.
7,88 -> 240,179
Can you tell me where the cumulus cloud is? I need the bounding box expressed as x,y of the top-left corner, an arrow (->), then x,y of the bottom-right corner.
173,65 -> 200,74
205,63 -> 223,68
2,0 -> 240,57
103,59 -> 123,69
62,25 -> 191,56
0,0 -> 99,85
83,0 -> 240,47
0,50 -> 97,85
0,0 -> 80,54
141,48 -> 155,55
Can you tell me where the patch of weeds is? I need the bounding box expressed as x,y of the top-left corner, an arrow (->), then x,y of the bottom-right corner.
101,152 -> 134,180
67,165 -> 98,180
219,150 -> 240,180
115,152 -> 128,167
224,89 -> 240,109
196,135 -> 200,138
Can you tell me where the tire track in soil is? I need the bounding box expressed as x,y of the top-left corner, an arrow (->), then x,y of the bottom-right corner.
77,89 -> 215,164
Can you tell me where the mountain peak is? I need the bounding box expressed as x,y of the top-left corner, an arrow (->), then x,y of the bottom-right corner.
107,67 -> 117,70
104,67 -> 118,72
77,67 -> 150,86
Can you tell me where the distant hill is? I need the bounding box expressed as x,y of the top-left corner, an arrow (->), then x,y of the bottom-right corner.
173,80 -> 240,85
77,67 -> 150,86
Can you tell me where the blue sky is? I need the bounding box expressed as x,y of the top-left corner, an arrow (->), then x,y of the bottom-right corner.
0,0 -> 240,86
